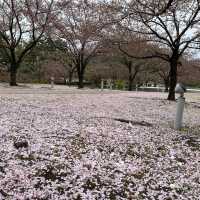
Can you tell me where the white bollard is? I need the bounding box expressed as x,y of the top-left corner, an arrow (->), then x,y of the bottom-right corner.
174,83 -> 187,130
175,96 -> 185,130
110,82 -> 113,90
136,84 -> 138,92
51,77 -> 54,89
101,79 -> 104,91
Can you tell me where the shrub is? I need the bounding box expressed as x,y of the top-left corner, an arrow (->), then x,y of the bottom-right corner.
115,80 -> 125,90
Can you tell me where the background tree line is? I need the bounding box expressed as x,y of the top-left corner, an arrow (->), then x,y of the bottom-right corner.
0,0 -> 200,100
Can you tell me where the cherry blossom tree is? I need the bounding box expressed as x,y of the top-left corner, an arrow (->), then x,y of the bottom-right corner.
51,0 -> 112,88
118,0 -> 200,100
0,0 -> 54,86
134,0 -> 174,16
104,25 -> 155,91
120,56 -> 145,91
48,48 -> 77,85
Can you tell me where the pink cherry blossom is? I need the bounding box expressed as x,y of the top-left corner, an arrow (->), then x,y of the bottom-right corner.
0,86 -> 199,199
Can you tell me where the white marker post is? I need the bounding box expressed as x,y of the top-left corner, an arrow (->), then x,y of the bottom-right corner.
51,77 -> 54,89
136,84 -> 138,92
174,83 -> 186,130
101,79 -> 104,91
110,81 -> 113,90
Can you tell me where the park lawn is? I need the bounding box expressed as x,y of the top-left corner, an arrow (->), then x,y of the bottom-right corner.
0,90 -> 199,200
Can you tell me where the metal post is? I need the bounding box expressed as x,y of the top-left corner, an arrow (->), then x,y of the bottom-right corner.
175,95 -> 185,130
51,77 -> 54,89
136,84 -> 138,92
110,82 -> 112,90
101,79 -> 104,91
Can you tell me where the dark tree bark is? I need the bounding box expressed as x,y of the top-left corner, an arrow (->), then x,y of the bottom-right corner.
77,71 -> 84,89
77,63 -> 85,89
164,78 -> 169,92
168,55 -> 178,100
10,63 -> 18,86
68,72 -> 73,86
127,61 -> 140,91
128,61 -> 133,91
128,71 -> 139,91
128,75 -> 134,91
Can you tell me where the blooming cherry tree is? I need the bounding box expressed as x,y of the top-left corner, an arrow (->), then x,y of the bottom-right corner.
0,0 -> 54,85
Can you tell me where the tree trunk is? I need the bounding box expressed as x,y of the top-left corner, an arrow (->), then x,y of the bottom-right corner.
168,59 -> 178,100
128,62 -> 133,91
128,76 -> 133,91
63,76 -> 67,85
78,70 -> 84,89
10,64 -> 18,86
164,78 -> 169,92
68,70 -> 73,86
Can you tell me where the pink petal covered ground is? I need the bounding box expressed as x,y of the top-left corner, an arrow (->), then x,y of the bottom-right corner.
0,91 -> 199,200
